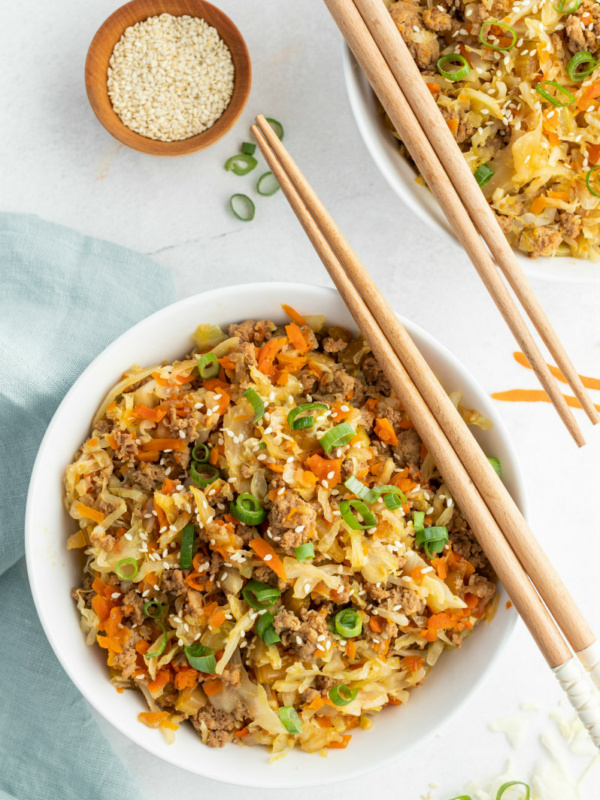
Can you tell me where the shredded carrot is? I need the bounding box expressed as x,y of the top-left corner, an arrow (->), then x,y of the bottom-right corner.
285,322 -> 311,353
76,503 -> 106,525
506,600 -> 513,610
249,537 -> 287,581
152,370 -> 192,387
302,470 -> 319,489
530,196 -> 548,215
492,389 -> 600,412
369,460 -> 386,477
234,726 -> 250,738
135,641 -> 150,655
185,572 -> 205,591
446,117 -> 459,135
588,143 -> 600,166
138,711 -> 174,729
209,444 -> 222,466
132,404 -> 170,422
577,80 -> 600,111
391,474 -> 417,493
426,82 -> 440,94
257,338 -> 285,376
154,503 -> 168,532
306,696 -> 325,711
218,355 -> 236,372
513,351 -> 600,391
369,616 -> 384,633
203,377 -> 230,392
281,303 -> 308,327
330,400 -> 353,422
209,611 -> 227,629
265,462 -> 285,473
161,477 -> 177,495
346,640 -> 356,660
305,453 -> 341,487
405,656 -> 425,672
148,669 -> 171,694
317,716 -> 333,728
92,594 -> 113,624
174,668 -> 198,690
328,735 -> 351,749
203,678 -> 223,697
140,438 -> 187,453
137,451 -> 159,462
431,556 -> 448,580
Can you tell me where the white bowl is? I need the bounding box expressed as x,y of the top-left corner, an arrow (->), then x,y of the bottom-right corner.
26,282 -> 523,788
343,47 -> 600,283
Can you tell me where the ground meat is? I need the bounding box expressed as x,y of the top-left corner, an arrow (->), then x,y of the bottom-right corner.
449,528 -> 490,573
467,573 -> 496,599
228,319 -> 274,344
364,615 -> 398,643
557,210 -> 582,240
161,569 -> 188,595
112,633 -> 141,679
89,464 -> 114,491
340,458 -> 354,482
389,2 -> 440,69
440,105 -> 475,145
422,7 -> 452,31
184,589 -> 204,618
156,407 -> 198,444
494,212 -> 512,235
322,336 -> 348,353
313,675 -> 336,693
393,428 -> 422,470
122,590 -> 146,626
365,583 -> 391,602
193,704 -> 246,748
518,226 -> 562,258
125,463 -> 166,492
220,665 -> 242,688
361,355 -> 391,397
378,405 -> 404,428
474,0 -> 512,21
269,489 -> 316,555
230,341 -> 258,384
94,418 -> 113,434
391,587 -> 426,616
112,427 -> 138,466
322,369 -> 365,403
274,608 -> 331,660
252,564 -> 279,586
297,369 -> 318,393
302,687 -> 320,705
358,406 -> 375,432
565,3 -> 600,56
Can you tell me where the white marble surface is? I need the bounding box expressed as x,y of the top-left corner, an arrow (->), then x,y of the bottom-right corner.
2,0 -> 600,797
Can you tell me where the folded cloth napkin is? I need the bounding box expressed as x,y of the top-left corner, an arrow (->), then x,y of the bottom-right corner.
0,213 -> 176,800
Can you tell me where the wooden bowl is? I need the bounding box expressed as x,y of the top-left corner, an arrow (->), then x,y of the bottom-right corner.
85,0 -> 252,156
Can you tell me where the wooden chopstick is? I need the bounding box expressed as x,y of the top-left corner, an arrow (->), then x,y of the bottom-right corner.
250,121 -> 600,747
353,0 -> 600,429
255,113 -> 598,667
322,0 -> 588,448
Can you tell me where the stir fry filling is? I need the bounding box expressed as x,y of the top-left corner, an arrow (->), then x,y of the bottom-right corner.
384,0 -> 600,260
66,308 -> 498,755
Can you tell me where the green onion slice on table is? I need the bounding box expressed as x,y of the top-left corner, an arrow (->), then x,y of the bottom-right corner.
224,153 -> 258,175
488,456 -> 502,477
567,51 -> 597,81
287,402 -> 328,430
416,526 -> 449,559
333,608 -> 362,638
184,643 -> 217,673
479,20 -> 517,51
294,543 -> 315,562
242,580 -> 281,609
198,352 -> 220,379
436,53 -> 470,81
534,81 -> 575,107
553,0 -> 581,12
179,524 -> 195,570
145,621 -> 167,659
241,142 -> 256,156
191,442 -> 210,463
320,422 -> 355,454
115,558 -> 138,580
339,499 -> 378,530
243,388 -> 265,422
266,118 -> 284,140
585,166 -> 600,198
257,172 -> 281,196
328,683 -> 358,706
230,194 -> 255,222
474,163 -> 495,188
279,706 -> 302,734
255,611 -> 281,646
230,493 -> 266,525
190,462 -> 220,488
143,600 -> 163,618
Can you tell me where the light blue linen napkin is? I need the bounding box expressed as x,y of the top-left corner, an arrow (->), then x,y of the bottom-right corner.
0,213 -> 176,800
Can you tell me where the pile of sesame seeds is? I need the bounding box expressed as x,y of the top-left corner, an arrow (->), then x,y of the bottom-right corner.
107,13 -> 234,142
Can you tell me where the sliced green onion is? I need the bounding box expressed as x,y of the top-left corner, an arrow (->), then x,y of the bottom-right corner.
339,499 -> 378,530
190,462 -> 220,488
479,20 -> 517,51
143,601 -> 163,618
230,194 -> 255,222
320,422 -> 355,455
266,118 -> 284,140
567,51 -> 597,82
225,153 -> 258,176
295,543 -> 315,562
344,474 -> 377,503
488,457 -> 502,477
535,81 -> 575,107
257,172 -> 280,196
585,166 -> 600,198
333,608 -> 362,638
343,476 -> 406,509
230,493 -> 266,525
243,388 -> 265,422
191,442 -> 210,463
279,705 -> 302,734
145,621 -> 167,659
412,511 -> 425,533
115,558 -> 138,580
287,403 -> 328,431
241,142 -> 256,156
380,487 -> 406,510
474,163 -> 495,188
328,683 -> 358,706
553,0 -> 580,12
437,53 -> 470,81
184,643 -> 217,673
198,352 -> 220,379
496,782 -> 530,800
179,524 -> 195,570
416,526 -> 449,559
242,580 -> 281,610
259,441 -> 267,450
256,611 -> 281,646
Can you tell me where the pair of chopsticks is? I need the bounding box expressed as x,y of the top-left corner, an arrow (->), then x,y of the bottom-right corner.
323,0 -> 599,448
250,114 -> 600,748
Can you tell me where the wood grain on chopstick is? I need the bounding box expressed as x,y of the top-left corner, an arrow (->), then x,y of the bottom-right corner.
353,0 -> 599,429
255,114 -> 597,658
251,119 -> 573,670
322,0 -> 586,448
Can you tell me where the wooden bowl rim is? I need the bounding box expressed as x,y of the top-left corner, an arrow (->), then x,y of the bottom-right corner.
84,0 -> 252,156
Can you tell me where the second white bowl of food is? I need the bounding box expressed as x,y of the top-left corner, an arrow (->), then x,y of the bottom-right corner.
26,282 -> 523,788
343,44 -> 600,283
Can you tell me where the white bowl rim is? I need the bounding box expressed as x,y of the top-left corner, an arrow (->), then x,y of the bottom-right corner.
25,282 -> 524,788
342,45 -> 600,283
